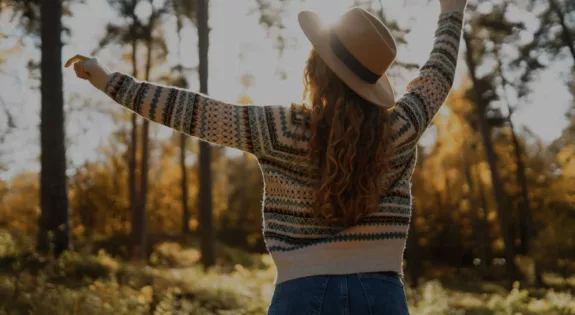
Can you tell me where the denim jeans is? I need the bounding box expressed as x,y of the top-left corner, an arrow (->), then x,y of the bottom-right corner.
268,272 -> 410,315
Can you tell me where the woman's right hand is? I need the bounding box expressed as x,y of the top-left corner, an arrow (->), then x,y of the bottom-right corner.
439,0 -> 467,13
65,54 -> 112,91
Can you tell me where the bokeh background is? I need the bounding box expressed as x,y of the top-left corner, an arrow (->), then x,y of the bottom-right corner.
0,0 -> 574,314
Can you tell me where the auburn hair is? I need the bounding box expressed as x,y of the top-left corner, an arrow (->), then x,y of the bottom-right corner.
296,49 -> 394,225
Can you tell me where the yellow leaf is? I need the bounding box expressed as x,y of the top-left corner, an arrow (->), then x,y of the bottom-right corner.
237,94 -> 253,105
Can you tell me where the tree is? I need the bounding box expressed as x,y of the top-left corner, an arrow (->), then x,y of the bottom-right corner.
462,143 -> 490,275
95,0 -> 169,260
232,78 -> 254,247
171,0 -> 193,234
0,0 -> 77,36
463,3 -> 526,281
446,87 -> 492,272
0,95 -> 16,149
197,0 -> 216,268
464,38 -> 520,281
480,2 -> 558,284
95,0 -> 143,255
522,0 -> 575,68
135,0 -> 170,261
37,0 -> 69,256
470,2 -> 543,259
494,52 -> 535,256
3,0 -> 81,257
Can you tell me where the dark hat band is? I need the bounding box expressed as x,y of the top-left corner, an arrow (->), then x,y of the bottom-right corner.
329,32 -> 382,84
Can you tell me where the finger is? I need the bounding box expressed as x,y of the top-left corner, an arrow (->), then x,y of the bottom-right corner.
65,54 -> 90,67
65,54 -> 90,68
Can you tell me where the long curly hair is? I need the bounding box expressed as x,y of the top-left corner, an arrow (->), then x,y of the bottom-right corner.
298,49 -> 394,225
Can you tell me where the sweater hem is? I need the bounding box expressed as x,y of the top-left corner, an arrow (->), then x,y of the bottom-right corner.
271,238 -> 406,284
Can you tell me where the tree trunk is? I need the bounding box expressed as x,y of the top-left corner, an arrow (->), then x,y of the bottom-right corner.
508,118 -> 545,286
463,153 -> 489,275
508,119 -> 534,255
496,53 -> 534,256
37,0 -> 70,257
496,49 -> 542,285
534,259 -> 544,287
132,14 -> 155,262
174,8 -> 191,235
129,22 -> 139,241
181,133 -> 190,234
235,153 -> 250,247
476,169 -> 493,267
549,0 -> 575,66
197,0 -> 216,268
464,32 -> 520,281
134,123 -> 149,261
236,154 -> 249,231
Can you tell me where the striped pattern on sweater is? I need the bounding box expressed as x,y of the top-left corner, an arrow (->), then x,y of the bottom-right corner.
103,10 -> 464,284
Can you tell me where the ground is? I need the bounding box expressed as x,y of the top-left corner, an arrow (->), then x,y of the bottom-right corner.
0,235 -> 573,314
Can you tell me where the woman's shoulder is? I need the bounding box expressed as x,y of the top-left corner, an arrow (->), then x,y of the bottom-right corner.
257,103 -> 311,154
250,103 -> 310,148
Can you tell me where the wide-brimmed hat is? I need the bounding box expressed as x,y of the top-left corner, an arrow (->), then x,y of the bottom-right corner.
298,7 -> 397,108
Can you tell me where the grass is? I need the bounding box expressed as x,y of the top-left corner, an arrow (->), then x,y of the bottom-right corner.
0,248 -> 274,315
0,233 -> 573,314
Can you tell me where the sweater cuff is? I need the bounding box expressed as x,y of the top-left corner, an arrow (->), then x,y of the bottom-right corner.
103,72 -> 128,100
439,7 -> 465,22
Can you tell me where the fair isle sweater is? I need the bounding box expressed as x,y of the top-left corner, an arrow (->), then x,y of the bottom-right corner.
103,10 -> 464,284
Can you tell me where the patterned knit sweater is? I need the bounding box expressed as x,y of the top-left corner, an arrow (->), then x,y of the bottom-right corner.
103,10 -> 464,284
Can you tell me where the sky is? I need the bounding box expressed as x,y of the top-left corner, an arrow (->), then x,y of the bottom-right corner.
0,0 -> 572,180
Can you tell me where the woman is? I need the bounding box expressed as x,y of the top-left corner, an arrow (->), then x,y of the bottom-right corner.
67,0 -> 466,313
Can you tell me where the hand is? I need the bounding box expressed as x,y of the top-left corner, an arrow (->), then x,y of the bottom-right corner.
439,0 -> 467,13
65,55 -> 111,91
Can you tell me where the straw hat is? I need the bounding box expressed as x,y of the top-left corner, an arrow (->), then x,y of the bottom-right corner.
298,8 -> 397,108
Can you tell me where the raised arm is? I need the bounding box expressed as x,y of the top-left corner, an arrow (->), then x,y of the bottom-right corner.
391,7 -> 465,148
103,72 -> 273,155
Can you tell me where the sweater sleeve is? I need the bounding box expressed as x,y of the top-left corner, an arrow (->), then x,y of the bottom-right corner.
391,10 -> 464,148
103,73 -> 273,156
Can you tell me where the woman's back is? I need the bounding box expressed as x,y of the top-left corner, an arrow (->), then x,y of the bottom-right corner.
256,100 -> 412,284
